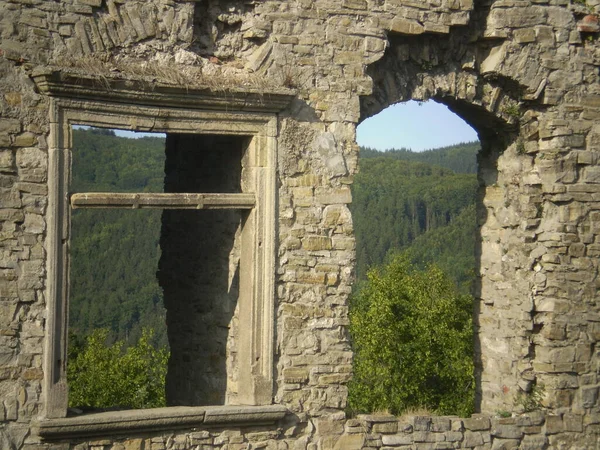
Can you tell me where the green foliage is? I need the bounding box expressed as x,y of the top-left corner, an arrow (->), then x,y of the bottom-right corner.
69,128 -> 168,348
501,103 -> 521,119
348,255 -> 475,417
514,383 -> 546,413
350,152 -> 478,284
404,204 -> 477,295
68,328 -> 168,409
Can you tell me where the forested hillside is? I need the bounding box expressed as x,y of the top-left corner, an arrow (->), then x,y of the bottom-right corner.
359,141 -> 479,174
69,129 -> 480,347
69,128 -> 167,348
351,142 -> 480,293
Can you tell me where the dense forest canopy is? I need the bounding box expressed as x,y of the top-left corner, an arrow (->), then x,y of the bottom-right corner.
69,128 -> 168,348
351,141 -> 480,293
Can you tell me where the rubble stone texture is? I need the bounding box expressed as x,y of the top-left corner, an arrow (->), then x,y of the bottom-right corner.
0,0 -> 599,448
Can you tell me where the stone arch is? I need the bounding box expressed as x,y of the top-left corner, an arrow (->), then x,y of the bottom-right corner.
358,28 -> 543,413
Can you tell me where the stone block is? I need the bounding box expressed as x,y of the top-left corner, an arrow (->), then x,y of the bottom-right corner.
491,438 -> 519,450
364,36 -> 385,53
0,150 -> 14,171
372,421 -> 398,433
0,135 -> 10,147
315,187 -> 352,205
58,25 -> 72,36
544,415 -> 563,434
21,368 -> 42,380
288,174 -> 320,187
413,431 -> 436,442
318,373 -> 351,384
301,236 -> 332,251
389,17 -> 424,34
283,368 -> 309,384
13,133 -> 36,148
582,166 -> 600,183
331,236 -> 354,250
563,413 -> 583,432
0,118 -> 21,134
381,433 -> 412,446
445,431 -> 463,442
514,28 -> 536,43
431,417 -> 451,432
316,417 -> 344,435
463,430 -> 484,447
520,435 -> 548,450
451,419 -> 463,431
332,434 -> 365,449
413,416 -> 432,431
463,416 -> 490,431
490,422 -> 523,439
4,92 -> 21,107
22,213 -> 45,234
292,187 -> 314,207
515,411 -> 544,426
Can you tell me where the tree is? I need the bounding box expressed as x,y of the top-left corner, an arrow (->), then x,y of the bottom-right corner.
348,254 -> 475,417
68,328 -> 168,409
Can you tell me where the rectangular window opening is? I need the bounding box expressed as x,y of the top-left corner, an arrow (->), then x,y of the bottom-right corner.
67,127 -> 253,413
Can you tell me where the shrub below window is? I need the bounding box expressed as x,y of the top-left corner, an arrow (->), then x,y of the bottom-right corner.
348,254 -> 475,417
68,328 -> 168,410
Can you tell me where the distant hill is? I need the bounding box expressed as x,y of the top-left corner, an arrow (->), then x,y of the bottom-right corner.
359,141 -> 479,174
351,142 -> 480,293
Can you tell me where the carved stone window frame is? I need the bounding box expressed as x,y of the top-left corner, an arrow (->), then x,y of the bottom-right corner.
34,70 -> 292,435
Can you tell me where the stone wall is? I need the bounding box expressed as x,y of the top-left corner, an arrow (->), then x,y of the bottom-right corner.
21,410 -> 600,449
1,0 -> 600,448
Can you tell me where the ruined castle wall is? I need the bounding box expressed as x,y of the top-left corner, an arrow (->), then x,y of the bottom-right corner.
1,0 -> 600,448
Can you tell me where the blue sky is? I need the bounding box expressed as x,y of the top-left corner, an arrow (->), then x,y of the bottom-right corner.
357,100 -> 478,152
99,100 -> 479,152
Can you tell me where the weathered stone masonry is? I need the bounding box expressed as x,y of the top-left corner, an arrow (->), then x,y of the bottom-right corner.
1,0 -> 600,448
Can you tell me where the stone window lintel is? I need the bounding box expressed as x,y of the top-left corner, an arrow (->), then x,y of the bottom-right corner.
32,68 -> 295,114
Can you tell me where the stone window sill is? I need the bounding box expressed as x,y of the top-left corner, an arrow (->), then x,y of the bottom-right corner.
35,405 -> 288,440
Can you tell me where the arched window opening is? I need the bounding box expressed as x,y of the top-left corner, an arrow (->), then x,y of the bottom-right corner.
352,100 -> 480,292
348,100 -> 480,417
